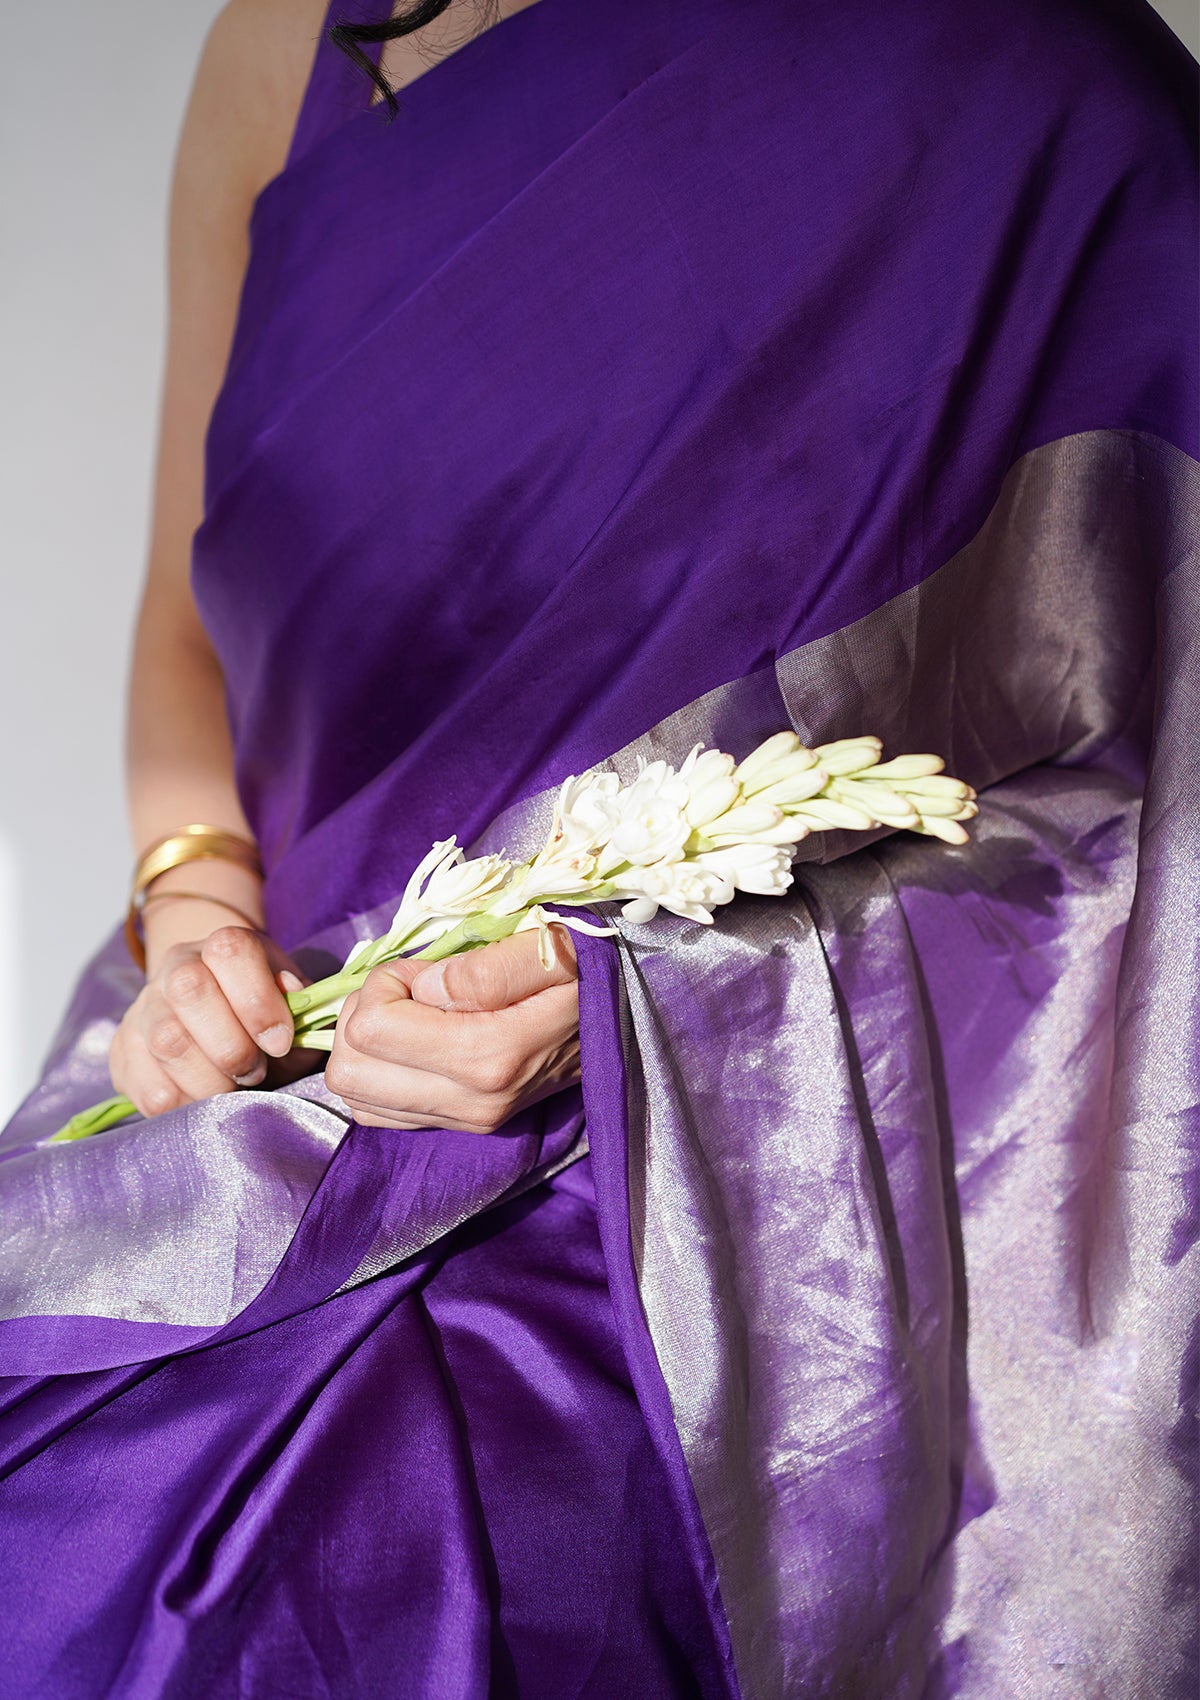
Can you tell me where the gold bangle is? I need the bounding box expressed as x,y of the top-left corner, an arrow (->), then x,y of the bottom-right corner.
125,825 -> 263,973
132,825 -> 262,897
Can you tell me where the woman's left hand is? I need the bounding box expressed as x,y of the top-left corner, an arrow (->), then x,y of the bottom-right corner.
324,924 -> 581,1132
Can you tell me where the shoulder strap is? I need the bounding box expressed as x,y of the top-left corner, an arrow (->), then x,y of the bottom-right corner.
285,0 -> 392,172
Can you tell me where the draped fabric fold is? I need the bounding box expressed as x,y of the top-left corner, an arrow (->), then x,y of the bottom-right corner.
0,0 -> 1195,1693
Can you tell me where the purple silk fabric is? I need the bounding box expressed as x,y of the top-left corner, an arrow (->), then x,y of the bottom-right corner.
1,0 -> 1197,1695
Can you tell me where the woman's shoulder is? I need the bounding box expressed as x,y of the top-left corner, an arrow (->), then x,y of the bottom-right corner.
184,0 -> 332,209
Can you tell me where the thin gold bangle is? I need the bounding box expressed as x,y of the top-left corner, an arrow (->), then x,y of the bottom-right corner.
139,891 -> 262,930
125,892 -> 263,975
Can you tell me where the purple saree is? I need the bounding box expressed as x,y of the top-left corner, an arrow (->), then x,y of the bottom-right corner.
1,0 -> 1196,1694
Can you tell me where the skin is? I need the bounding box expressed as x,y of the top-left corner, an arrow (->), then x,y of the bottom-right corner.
111,0 -> 576,1132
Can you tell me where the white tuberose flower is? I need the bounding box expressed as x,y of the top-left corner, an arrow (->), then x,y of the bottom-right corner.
556,771 -> 622,853
676,745 -> 741,828
422,849 -> 513,916
596,760 -> 692,872
617,840 -> 794,925
494,772 -> 618,912
694,843 -> 794,897
618,861 -> 733,925
355,839 -> 514,964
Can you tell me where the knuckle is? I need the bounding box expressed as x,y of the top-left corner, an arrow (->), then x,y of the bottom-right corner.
324,1050 -> 355,1097
343,1002 -> 387,1055
241,992 -> 285,1037
200,926 -> 258,968
462,1093 -> 508,1133
163,960 -> 211,1006
146,1016 -> 190,1062
466,1046 -> 520,1097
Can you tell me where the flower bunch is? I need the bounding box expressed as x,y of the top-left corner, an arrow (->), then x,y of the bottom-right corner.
48,730 -> 975,1142
496,731 -> 976,928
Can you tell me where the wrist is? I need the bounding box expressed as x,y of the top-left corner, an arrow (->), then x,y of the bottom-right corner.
142,899 -> 265,982
139,863 -> 266,977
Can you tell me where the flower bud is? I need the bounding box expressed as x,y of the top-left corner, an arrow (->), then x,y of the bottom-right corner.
790,797 -> 880,831
734,731 -> 809,792
912,816 -> 970,844
827,777 -> 918,824
811,737 -> 884,776
867,754 -> 945,780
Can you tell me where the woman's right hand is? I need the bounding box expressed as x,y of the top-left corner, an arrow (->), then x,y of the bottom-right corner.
109,925 -> 311,1118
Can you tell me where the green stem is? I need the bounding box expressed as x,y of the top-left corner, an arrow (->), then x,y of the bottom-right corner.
291,997 -> 355,1038
285,936 -> 444,1036
45,1093 -> 138,1145
285,967 -> 369,1020
410,909 -> 526,961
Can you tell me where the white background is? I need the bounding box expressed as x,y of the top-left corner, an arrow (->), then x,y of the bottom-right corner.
1,0 -> 1196,1123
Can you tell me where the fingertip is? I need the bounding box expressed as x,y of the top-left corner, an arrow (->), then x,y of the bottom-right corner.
366,960 -> 417,1000
385,955 -> 428,993
255,1022 -> 293,1059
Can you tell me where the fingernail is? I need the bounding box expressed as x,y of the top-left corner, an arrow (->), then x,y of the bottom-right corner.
279,971 -> 305,994
411,962 -> 449,1008
255,1022 -> 292,1058
234,1060 -> 268,1088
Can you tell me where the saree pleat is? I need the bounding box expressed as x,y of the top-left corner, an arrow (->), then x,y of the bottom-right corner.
0,0 -> 1195,1693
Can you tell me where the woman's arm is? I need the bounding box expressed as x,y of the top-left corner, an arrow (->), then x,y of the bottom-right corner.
112,0 -> 329,1114
130,0 -> 329,969
113,0 -> 583,1130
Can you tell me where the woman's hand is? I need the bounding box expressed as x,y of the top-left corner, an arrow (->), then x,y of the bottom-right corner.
325,925 -> 580,1133
110,924 -> 312,1117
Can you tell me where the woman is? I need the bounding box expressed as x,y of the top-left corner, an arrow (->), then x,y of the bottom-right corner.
0,0 -> 1195,1694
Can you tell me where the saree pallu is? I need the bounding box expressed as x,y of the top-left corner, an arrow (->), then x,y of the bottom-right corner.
1,0 -> 1196,1694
